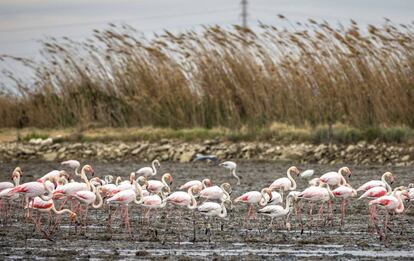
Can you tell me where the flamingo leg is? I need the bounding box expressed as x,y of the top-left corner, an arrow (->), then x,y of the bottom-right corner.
384,210 -> 389,236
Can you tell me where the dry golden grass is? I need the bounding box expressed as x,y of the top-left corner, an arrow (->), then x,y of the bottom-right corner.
0,19 -> 413,133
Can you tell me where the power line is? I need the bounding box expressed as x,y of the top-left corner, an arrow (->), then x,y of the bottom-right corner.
241,0 -> 248,28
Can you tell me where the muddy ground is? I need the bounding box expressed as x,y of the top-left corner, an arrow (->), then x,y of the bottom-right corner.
0,161 -> 413,260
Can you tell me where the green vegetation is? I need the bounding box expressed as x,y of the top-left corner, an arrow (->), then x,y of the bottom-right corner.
0,18 -> 413,135
2,124 -> 413,144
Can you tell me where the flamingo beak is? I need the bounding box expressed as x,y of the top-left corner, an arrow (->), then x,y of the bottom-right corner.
348,172 -> 352,178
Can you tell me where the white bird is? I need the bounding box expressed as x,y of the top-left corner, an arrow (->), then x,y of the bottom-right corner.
219,161 -> 240,185
300,169 -> 315,179
319,167 -> 352,187
197,201 -> 227,218
136,160 -> 161,177
180,179 -> 212,191
258,194 -> 294,228
269,166 -> 300,198
61,160 -> 81,176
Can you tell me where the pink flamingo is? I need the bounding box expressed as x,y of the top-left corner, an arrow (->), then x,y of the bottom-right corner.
319,167 -> 352,187
180,179 -> 212,190
72,182 -> 103,225
199,183 -> 232,202
38,170 -> 69,183
136,159 -> 161,177
0,167 -> 23,221
269,166 -> 300,199
357,172 -> 394,192
106,180 -> 144,235
234,188 -> 272,219
26,196 -> 77,238
369,189 -> 409,237
8,176 -> 56,219
141,190 -> 167,219
0,167 -> 22,192
331,183 -> 357,226
166,186 -> 200,209
297,183 -> 334,226
61,159 -> 81,176
52,165 -> 94,209
146,173 -> 173,194
357,172 -> 394,228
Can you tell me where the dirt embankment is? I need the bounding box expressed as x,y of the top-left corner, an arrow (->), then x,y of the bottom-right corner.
0,139 -> 413,166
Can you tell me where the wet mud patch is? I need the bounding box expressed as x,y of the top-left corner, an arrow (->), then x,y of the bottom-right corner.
0,161 -> 413,260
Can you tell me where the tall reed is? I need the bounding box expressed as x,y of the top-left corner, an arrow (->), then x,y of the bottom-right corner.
0,19 -> 413,130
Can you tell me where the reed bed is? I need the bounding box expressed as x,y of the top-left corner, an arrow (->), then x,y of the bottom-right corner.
0,18 -> 413,133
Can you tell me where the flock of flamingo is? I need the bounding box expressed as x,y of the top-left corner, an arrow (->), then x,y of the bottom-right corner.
0,158 -> 413,240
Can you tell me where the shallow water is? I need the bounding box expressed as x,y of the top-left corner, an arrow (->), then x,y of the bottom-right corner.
0,161 -> 413,260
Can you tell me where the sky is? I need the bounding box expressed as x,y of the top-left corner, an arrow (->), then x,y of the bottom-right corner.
0,0 -> 413,59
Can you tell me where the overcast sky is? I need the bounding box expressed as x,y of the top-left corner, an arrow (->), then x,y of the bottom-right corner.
0,0 -> 413,58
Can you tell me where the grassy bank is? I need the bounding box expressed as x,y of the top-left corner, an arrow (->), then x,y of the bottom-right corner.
0,18 -> 413,130
1,123 -> 413,144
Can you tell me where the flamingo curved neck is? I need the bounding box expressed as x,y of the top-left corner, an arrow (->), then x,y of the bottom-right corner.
221,186 -> 230,202
80,168 -> 91,191
75,166 -> 80,177
394,192 -> 405,213
14,174 -> 21,186
134,182 -> 144,205
115,176 -> 122,185
231,169 -> 240,185
52,205 -> 74,215
326,184 -> 334,198
161,176 -> 171,194
187,188 -> 197,209
259,191 -> 268,206
338,168 -> 347,185
382,175 -> 392,193
219,203 -> 227,218
92,186 -> 103,209
151,160 -> 158,175
287,168 -> 297,190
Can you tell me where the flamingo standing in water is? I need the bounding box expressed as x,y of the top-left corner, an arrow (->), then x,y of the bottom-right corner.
0,167 -> 22,192
72,182 -> 103,226
106,180 -> 144,235
180,179 -> 212,191
52,165 -> 95,209
197,201 -> 228,238
258,194 -> 294,229
357,172 -> 394,192
141,189 -> 168,219
269,166 -> 300,199
331,183 -> 357,226
219,161 -> 241,185
38,170 -> 69,183
136,159 -> 161,177
166,186 -> 200,209
199,183 -> 232,203
297,182 -> 334,226
8,176 -> 56,219
357,172 -> 394,228
234,188 -> 272,219
319,167 -> 352,187
369,189 -> 409,237
0,167 -> 23,221
146,173 -> 173,195
26,196 -> 77,237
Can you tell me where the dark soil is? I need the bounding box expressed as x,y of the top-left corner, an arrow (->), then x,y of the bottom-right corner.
0,161 -> 413,260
